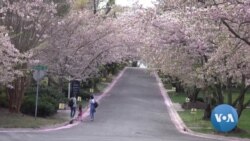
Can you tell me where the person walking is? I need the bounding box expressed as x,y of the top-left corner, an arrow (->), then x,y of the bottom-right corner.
89,95 -> 97,121
77,104 -> 83,121
69,96 -> 77,118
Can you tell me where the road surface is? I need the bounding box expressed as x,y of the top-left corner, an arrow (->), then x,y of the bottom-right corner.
0,68 -> 220,141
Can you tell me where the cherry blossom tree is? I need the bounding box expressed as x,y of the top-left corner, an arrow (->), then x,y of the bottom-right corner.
139,0 -> 250,119
205,0 -> 250,46
204,38 -> 250,117
0,0 -> 57,112
33,9 -> 143,93
0,26 -> 22,85
197,0 -> 250,117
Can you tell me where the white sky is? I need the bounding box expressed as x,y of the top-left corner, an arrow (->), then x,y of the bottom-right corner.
99,0 -> 156,9
116,0 -> 156,8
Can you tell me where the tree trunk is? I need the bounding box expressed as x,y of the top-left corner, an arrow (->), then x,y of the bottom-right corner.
7,76 -> 29,113
175,82 -> 184,93
215,83 -> 224,104
193,87 -> 200,102
237,76 -> 247,118
93,0 -> 97,14
58,76 -> 64,95
203,103 -> 212,120
186,86 -> 200,102
232,75 -> 250,118
227,77 -> 233,105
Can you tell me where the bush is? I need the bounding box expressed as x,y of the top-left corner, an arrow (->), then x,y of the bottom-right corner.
42,96 -> 58,112
0,93 -> 8,108
21,95 -> 57,117
25,85 -> 67,107
20,96 -> 35,115
37,101 -> 56,117
196,97 -> 204,103
78,89 -> 91,101
164,83 -> 172,89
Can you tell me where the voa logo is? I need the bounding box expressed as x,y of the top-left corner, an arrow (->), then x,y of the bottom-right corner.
214,113 -> 235,123
211,104 -> 238,132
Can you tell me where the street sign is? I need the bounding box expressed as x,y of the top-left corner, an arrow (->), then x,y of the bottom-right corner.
33,70 -> 46,82
32,65 -> 47,119
190,108 -> 197,114
33,65 -> 47,71
71,80 -> 80,97
77,96 -> 82,102
59,103 -> 65,110
90,88 -> 94,93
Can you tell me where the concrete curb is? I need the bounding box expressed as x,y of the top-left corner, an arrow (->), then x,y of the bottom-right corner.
154,72 -> 250,141
0,67 -> 127,133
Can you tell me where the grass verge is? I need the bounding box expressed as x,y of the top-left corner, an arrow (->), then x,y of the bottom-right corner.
0,109 -> 67,128
168,90 -> 250,139
0,75 -> 116,128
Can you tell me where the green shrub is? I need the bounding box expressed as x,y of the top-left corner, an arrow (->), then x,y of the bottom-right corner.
0,93 -> 8,108
25,85 -> 67,108
78,89 -> 91,101
164,83 -> 172,89
21,95 -> 57,117
37,101 -> 56,117
196,97 -> 204,102
21,96 -> 35,115
42,96 -> 58,112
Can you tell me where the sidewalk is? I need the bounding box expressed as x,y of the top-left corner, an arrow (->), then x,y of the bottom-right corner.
0,68 -> 127,133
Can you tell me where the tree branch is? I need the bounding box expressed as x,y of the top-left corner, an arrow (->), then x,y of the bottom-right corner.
221,19 -> 250,46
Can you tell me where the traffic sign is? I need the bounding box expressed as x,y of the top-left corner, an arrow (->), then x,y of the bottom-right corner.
33,65 -> 47,71
71,80 -> 80,97
33,70 -> 46,82
32,65 -> 48,119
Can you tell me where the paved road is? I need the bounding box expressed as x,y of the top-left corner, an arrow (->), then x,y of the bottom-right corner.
0,68 -> 220,141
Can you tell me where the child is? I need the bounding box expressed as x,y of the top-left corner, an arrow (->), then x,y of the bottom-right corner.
77,104 -> 83,121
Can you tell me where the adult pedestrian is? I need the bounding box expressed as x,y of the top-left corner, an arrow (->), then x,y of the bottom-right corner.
69,96 -> 77,118
89,95 -> 96,121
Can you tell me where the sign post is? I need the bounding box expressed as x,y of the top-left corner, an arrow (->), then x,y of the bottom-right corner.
70,80 -> 80,97
33,65 -> 47,119
68,76 -> 71,99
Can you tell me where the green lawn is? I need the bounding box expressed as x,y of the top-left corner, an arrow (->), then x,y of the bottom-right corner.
167,90 -> 250,139
168,86 -> 250,105
0,109 -> 67,128
236,109 -> 250,138
168,91 -> 187,103
0,74 -> 116,128
178,109 -> 250,138
178,110 -> 213,133
223,90 -> 250,105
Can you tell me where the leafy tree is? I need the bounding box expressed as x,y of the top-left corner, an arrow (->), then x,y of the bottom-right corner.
0,0 -> 57,113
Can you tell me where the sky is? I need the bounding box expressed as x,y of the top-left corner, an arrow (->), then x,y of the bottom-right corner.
116,0 -> 156,8
99,0 -> 156,8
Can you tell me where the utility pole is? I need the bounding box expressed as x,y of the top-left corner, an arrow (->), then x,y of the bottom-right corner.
93,0 -> 97,14
68,76 -> 71,99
